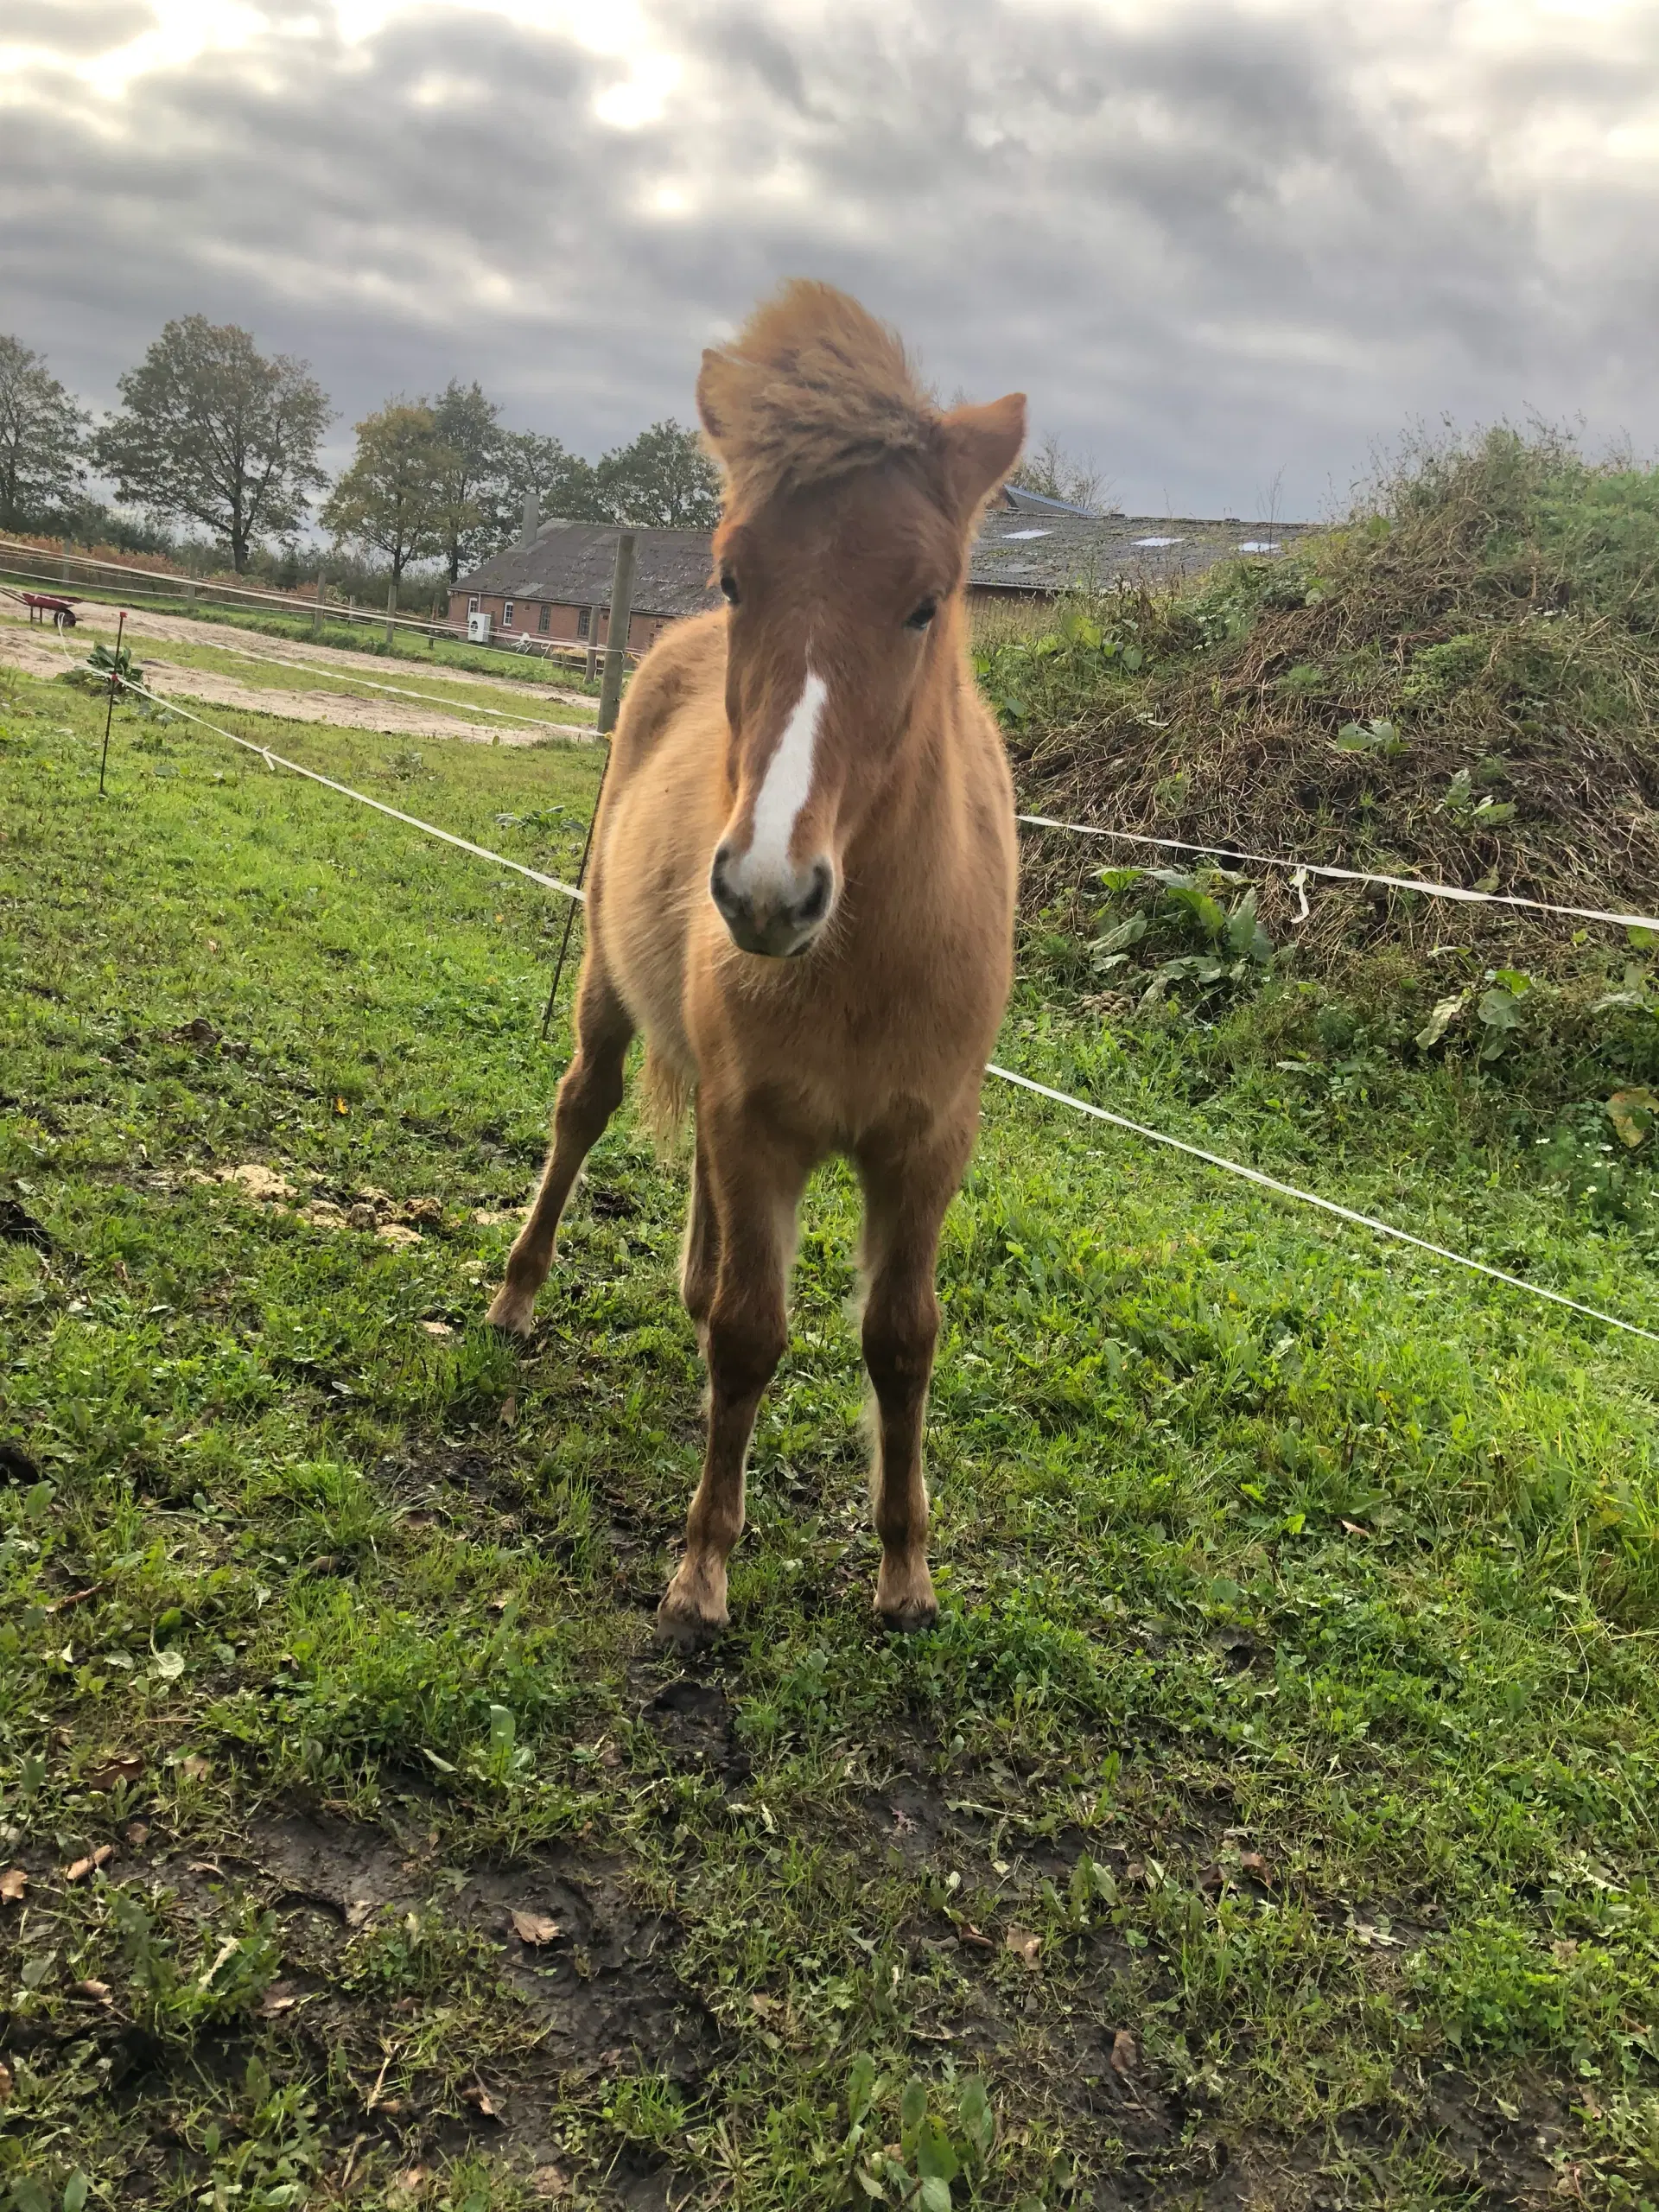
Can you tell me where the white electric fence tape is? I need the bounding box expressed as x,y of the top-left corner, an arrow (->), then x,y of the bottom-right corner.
117,677 -> 583,901
1014,812 -> 1659,937
987,1064 -> 1659,1346
91,671 -> 1657,1349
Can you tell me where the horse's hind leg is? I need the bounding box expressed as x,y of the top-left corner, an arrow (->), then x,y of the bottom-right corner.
486,956 -> 632,1334
855,1110 -> 976,1633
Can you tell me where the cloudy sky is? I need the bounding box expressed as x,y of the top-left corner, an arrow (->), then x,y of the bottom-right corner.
4,0 -> 1657,519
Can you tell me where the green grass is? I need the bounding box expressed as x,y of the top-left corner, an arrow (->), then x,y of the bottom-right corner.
3,664 -> 1659,2210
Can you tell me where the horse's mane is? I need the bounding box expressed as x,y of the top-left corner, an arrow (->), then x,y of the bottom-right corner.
697,282 -> 936,519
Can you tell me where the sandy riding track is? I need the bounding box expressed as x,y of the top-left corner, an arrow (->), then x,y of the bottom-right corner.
0,602 -> 595,748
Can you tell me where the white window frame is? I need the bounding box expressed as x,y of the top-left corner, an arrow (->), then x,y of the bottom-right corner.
502,599 -> 514,628
467,595 -> 479,616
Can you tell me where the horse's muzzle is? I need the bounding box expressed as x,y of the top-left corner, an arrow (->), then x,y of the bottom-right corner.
709,844 -> 834,958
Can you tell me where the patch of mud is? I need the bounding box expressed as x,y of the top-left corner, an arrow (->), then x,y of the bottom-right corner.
642,1678 -> 741,1777
244,1812 -> 718,2088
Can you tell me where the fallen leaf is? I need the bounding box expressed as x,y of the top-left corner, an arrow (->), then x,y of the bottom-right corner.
420,1319 -> 454,1338
65,1844 -> 115,1882
531,2166 -> 573,2201
1237,1851 -> 1275,1884
959,1923 -> 996,1950
259,1982 -> 301,2017
1340,1520 -> 1370,1538
890,1806 -> 918,1834
151,1649 -> 185,1682
346,1898 -> 377,1929
73,1979 -> 112,2003
1005,1926 -> 1042,1969
87,1754 -> 145,1791
748,1991 -> 779,2016
387,2170 -> 430,2201
0,2059 -> 11,2104
199,1935 -> 240,1987
461,2080 -> 501,2119
1608,1089 -> 1658,1149
0,1867 -> 26,1904
510,1909 -> 562,1947
124,1821 -> 150,1848
376,1224 -> 422,1249
1109,2028 -> 1138,2074
179,1754 -> 211,1782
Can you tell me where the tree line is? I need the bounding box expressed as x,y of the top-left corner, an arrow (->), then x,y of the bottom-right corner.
0,316 -> 725,582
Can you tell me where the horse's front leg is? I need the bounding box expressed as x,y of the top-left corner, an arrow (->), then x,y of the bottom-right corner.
656,1109 -> 810,1652
856,1110 -> 976,1633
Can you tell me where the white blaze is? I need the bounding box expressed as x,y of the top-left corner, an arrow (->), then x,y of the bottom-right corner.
741,668 -> 826,889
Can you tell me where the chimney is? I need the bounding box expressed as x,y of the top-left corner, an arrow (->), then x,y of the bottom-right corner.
520,489 -> 539,547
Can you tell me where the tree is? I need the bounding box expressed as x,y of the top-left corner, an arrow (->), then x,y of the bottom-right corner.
0,336 -> 91,531
431,378 -> 505,583
493,429 -> 605,543
1010,433 -> 1111,516
92,317 -> 330,571
596,419 -> 722,527
321,401 -> 452,588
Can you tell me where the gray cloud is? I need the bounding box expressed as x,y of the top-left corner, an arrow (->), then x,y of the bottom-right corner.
4,0 -> 1657,519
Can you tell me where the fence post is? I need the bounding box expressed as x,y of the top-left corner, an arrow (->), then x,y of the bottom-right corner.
584,604 -> 601,685
312,575 -> 326,639
596,534 -> 637,736
185,578 -> 197,613
385,580 -> 397,647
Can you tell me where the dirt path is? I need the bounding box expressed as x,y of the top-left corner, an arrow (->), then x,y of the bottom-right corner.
0,615 -> 594,748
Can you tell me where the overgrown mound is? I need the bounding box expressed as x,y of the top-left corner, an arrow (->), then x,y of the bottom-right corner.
993,428 -> 1659,972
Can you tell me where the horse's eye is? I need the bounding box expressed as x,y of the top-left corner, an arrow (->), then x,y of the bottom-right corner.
906,598 -> 937,632
720,571 -> 741,605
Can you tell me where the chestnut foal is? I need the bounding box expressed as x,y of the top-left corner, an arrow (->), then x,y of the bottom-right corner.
488,283 -> 1024,1650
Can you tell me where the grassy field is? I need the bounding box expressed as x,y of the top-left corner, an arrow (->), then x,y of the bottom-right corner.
3,661 -> 1659,2212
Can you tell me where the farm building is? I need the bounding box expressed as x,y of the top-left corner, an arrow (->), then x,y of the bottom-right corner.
447,489 -> 1314,642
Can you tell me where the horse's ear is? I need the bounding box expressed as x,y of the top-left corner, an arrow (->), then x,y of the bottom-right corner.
942,393 -> 1027,518
696,348 -> 734,452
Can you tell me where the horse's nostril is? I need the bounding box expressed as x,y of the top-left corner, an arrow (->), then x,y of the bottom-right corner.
709,847 -> 738,918
796,861 -> 833,925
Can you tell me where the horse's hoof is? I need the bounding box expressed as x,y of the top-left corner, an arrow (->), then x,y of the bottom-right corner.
876,1598 -> 939,1637
875,1555 -> 938,1635
653,1598 -> 726,1655
484,1287 -> 535,1335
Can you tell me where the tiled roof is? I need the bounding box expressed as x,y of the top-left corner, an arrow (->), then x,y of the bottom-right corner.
454,511 -> 1319,613
969,512 -> 1317,594
455,523 -> 719,620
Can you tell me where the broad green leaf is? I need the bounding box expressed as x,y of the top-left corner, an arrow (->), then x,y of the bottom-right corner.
916,2120 -> 959,2184
63,2179 -> 89,2212
1477,988 -> 1523,1031
847,2051 -> 876,2124
1091,912 -> 1147,957
919,2178 -> 952,2212
957,2075 -> 993,2150
900,2077 -> 928,2134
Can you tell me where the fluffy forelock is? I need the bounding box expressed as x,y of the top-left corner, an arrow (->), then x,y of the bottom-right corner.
698,281 -> 938,524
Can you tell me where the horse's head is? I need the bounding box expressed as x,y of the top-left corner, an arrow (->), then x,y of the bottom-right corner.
696,284 -> 1025,960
